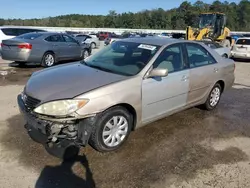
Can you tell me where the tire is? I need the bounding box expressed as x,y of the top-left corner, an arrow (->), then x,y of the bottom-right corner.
91,42 -> 96,49
89,106 -> 133,152
203,83 -> 222,111
221,39 -> 231,48
15,61 -> 26,67
222,54 -> 228,58
82,49 -> 90,59
41,52 -> 55,67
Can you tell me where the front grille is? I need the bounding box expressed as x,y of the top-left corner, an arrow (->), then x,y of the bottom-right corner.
23,94 -> 41,110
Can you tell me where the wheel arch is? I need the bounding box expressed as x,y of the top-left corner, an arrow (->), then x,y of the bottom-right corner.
222,53 -> 228,58
216,80 -> 225,93
103,103 -> 137,131
44,50 -> 55,55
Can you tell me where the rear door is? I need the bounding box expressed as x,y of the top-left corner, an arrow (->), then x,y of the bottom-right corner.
184,43 -> 219,105
62,34 -> 81,59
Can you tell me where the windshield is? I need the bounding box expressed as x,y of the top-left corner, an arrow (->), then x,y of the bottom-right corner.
82,41 -> 160,76
199,14 -> 215,28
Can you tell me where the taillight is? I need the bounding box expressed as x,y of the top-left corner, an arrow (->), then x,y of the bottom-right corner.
0,43 -> 4,47
18,43 -> 32,49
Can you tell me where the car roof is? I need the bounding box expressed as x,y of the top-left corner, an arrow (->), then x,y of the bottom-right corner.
121,37 -> 185,46
25,31 -> 64,36
121,37 -> 206,46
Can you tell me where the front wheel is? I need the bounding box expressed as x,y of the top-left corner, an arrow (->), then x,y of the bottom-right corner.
222,54 -> 228,58
203,83 -> 222,111
89,106 -> 132,152
91,42 -> 96,49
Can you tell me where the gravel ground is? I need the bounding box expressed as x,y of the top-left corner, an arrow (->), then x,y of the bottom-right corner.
0,44 -> 250,188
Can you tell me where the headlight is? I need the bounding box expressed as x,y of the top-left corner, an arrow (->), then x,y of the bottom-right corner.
34,99 -> 89,116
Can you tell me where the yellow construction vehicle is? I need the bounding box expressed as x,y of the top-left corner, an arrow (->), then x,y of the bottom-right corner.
186,12 -> 233,47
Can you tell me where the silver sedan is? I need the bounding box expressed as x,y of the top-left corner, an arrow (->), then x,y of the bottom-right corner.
1,32 -> 91,67
18,38 -> 235,158
199,41 -> 231,58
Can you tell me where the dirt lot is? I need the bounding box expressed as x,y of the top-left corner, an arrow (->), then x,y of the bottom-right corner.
0,53 -> 250,188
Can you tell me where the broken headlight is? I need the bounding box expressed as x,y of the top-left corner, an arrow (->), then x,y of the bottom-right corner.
34,99 -> 89,116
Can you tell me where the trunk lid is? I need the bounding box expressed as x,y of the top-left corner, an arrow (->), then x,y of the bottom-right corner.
1,38 -> 32,52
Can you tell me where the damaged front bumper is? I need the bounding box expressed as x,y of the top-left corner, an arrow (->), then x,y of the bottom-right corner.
17,94 -> 97,157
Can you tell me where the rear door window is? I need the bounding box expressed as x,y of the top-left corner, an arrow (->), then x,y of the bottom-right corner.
236,39 -> 250,45
186,43 -> 217,68
45,35 -> 64,42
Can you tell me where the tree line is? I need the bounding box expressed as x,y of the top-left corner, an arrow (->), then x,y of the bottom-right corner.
1,0 -> 250,31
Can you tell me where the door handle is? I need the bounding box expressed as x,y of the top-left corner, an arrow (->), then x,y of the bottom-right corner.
181,75 -> 188,81
52,44 -> 58,47
214,68 -> 219,72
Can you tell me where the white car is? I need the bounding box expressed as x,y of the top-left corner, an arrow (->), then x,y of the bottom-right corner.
231,38 -> 250,59
0,26 -> 46,53
199,41 -> 231,58
74,34 -> 100,49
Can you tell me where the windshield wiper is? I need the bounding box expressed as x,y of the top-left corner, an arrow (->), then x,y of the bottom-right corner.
82,61 -> 115,74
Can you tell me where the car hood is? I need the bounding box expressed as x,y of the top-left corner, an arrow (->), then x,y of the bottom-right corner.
24,62 -> 127,102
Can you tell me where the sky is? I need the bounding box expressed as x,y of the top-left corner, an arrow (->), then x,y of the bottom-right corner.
1,0 -> 240,19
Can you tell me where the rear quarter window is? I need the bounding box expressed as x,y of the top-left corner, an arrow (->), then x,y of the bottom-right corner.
236,39 -> 250,45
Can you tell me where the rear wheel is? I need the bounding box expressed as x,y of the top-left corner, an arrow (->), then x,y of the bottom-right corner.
203,83 -> 222,111
41,52 -> 55,67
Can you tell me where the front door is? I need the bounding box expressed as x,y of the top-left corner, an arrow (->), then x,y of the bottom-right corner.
142,44 -> 190,123
62,35 -> 81,59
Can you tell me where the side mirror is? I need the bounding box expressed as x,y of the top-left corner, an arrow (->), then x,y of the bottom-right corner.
147,68 -> 168,78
